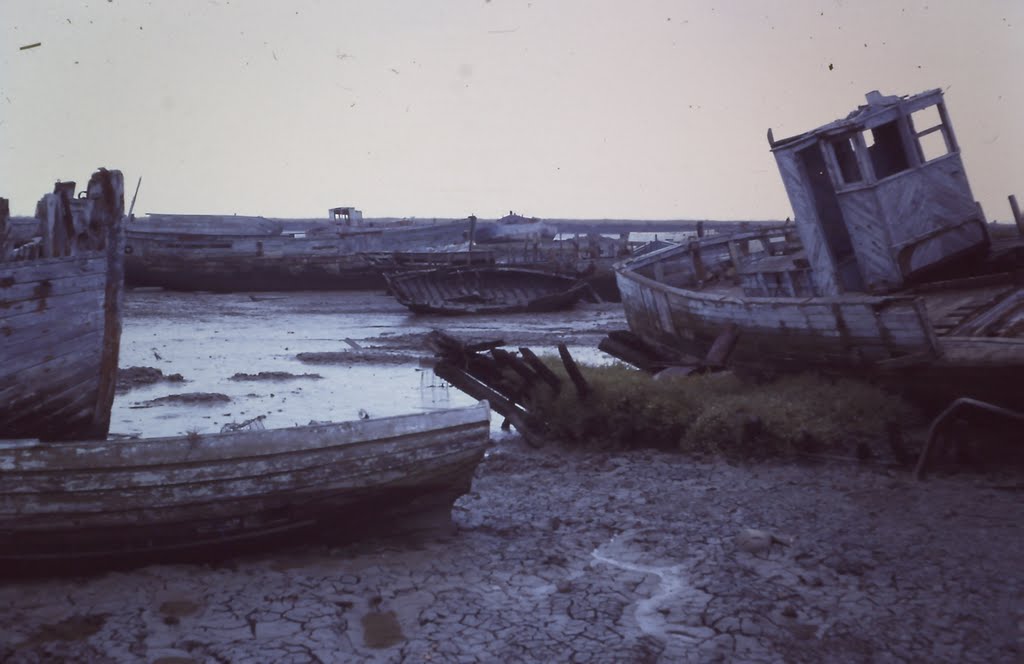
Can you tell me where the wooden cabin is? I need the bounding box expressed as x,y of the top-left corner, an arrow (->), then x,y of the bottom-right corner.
328,206 -> 363,226
768,89 -> 988,296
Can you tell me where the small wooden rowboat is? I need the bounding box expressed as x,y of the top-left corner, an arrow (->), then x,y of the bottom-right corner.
0,402 -> 491,566
384,266 -> 592,315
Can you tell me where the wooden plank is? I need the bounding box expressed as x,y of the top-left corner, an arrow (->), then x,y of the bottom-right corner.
0,308 -> 104,359
0,327 -> 103,380
1010,195 -> 1023,236
558,343 -> 590,398
0,430 -> 484,508
518,347 -> 562,394
2,402 -> 490,470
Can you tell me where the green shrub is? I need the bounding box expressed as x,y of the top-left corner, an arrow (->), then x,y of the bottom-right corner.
527,361 -> 921,458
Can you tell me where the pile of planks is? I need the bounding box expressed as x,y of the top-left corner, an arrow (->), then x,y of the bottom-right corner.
427,331 -> 591,447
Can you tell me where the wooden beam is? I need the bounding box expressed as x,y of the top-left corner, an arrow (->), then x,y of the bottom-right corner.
518,347 -> 562,394
491,348 -> 540,389
1010,194 -> 1023,237
0,197 -> 8,257
434,361 -> 543,447
598,337 -> 654,372
558,343 -> 590,399
703,322 -> 740,369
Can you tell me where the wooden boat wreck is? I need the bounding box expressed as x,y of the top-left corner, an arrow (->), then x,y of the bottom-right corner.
124,209 -> 474,291
616,89 -> 1024,409
0,401 -> 491,567
0,169 -> 126,441
384,266 -> 593,315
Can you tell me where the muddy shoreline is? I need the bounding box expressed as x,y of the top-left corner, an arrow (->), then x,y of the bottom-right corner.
3,290 -> 1022,663
2,440 -> 1021,663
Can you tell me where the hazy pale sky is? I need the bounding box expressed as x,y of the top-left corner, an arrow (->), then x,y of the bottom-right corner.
2,1 -> 1021,220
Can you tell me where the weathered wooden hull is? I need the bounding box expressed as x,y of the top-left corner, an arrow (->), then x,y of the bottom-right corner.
124,220 -> 472,292
384,267 -> 591,315
0,402 -> 491,566
0,170 -> 125,441
616,249 -> 1024,408
474,220 -> 558,243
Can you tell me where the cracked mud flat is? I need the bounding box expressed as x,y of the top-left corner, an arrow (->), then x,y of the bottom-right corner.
4,289 -> 1022,662
1,440 -> 1021,663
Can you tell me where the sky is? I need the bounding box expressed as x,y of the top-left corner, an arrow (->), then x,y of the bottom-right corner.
2,1 -> 1021,221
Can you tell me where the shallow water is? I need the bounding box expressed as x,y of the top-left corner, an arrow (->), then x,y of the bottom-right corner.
112,290 -> 623,438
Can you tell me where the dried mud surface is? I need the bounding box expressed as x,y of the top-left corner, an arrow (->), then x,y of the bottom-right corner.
4,289 -> 1022,662
1,438 -> 1021,663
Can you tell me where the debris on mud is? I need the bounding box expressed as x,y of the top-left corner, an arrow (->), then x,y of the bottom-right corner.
134,392 -> 231,408
115,366 -> 185,393
228,371 -> 323,381
296,349 -> 420,365
427,330 -> 925,461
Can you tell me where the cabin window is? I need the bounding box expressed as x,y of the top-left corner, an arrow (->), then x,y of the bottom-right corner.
910,104 -> 952,162
863,120 -> 910,179
830,136 -> 863,184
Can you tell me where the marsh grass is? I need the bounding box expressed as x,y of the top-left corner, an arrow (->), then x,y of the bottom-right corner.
526,361 -> 922,458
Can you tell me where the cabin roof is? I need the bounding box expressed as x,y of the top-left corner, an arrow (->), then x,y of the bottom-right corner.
769,88 -> 944,152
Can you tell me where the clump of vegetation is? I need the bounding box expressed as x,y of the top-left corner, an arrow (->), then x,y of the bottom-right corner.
527,361 -> 922,458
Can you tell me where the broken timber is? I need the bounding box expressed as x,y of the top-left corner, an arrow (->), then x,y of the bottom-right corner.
428,331 -> 580,446
597,325 -> 740,375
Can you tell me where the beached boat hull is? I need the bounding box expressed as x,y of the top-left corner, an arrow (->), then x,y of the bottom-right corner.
617,89 -> 1024,409
385,267 -> 592,315
124,219 -> 473,292
0,402 -> 491,566
0,170 -> 125,441
616,244 -> 1024,409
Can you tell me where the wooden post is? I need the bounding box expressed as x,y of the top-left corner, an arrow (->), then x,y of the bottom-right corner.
0,197 -> 8,257
1010,195 -> 1023,237
41,193 -> 57,258
91,169 -> 126,438
558,343 -> 590,398
54,180 -> 77,256
688,240 -> 706,283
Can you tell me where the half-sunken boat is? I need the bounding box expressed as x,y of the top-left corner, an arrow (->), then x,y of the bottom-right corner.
616,89 -> 1024,408
124,208 -> 474,291
1,169 -> 126,440
0,401 -> 490,567
384,266 -> 593,315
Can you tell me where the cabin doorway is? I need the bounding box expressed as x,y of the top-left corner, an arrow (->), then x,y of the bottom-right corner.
797,145 -> 865,292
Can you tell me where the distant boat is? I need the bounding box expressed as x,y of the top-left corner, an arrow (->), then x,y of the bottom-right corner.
384,266 -> 593,315
124,209 -> 475,291
616,89 -> 1024,409
0,401 -> 491,568
0,169 -> 126,441
473,211 -> 558,243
